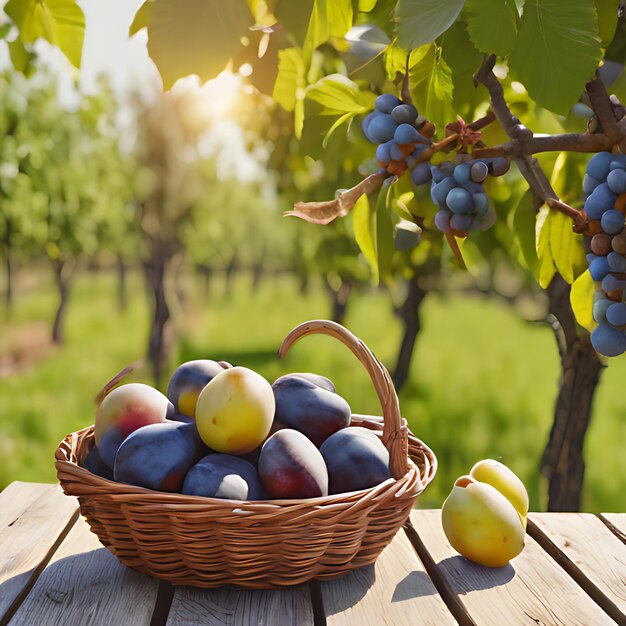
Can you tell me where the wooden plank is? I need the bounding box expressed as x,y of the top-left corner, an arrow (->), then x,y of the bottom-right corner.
528,513 -> 626,623
409,510 -> 615,626
0,482 -> 54,527
9,516 -> 160,626
166,583 -> 314,626
600,513 -> 626,543
320,527 -> 456,626
0,482 -> 79,625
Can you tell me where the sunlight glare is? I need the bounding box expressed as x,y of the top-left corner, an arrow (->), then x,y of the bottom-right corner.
170,71 -> 244,130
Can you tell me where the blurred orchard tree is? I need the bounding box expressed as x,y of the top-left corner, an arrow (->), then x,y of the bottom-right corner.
0,72 -> 133,342
124,0 -> 626,511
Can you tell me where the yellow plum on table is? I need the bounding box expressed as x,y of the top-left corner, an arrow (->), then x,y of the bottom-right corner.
195,366 -> 275,454
470,458 -> 529,528
441,475 -> 525,567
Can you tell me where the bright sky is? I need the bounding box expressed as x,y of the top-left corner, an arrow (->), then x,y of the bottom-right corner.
78,0 -> 159,98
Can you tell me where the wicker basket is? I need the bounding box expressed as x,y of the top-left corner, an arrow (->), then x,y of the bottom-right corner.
55,320 -> 437,589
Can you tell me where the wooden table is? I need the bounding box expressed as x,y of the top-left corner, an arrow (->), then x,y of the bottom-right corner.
1,482 -> 624,626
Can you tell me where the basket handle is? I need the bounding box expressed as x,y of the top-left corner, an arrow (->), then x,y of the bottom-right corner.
278,320 -> 408,479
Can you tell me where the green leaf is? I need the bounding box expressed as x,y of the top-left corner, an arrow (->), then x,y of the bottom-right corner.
464,0 -> 518,56
550,151 -> 585,206
303,0 -> 353,59
384,45 -> 407,81
8,37 -> 36,75
273,47 -> 306,111
6,0 -> 85,67
0,23 -> 12,40
549,209 -> 587,284
409,44 -> 455,131
535,202 -> 587,287
247,0 -> 276,26
594,0 -> 619,48
570,270 -> 597,332
322,111 -> 354,147
508,0 -> 603,114
376,180 -> 394,281
535,205 -> 556,289
441,21 -> 483,118
130,1 -> 153,36
353,193 -> 378,282
359,0 -> 379,11
513,189 -> 539,275
395,0 -> 464,49
147,0 -> 254,89
275,0 -> 314,48
305,74 -> 375,115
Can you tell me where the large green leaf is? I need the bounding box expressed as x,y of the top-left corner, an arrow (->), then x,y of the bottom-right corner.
508,0 -> 603,114
409,44 -> 455,131
6,0 -> 85,67
352,193 -> 378,282
395,0 -> 464,49
464,0 -> 518,56
130,1 -> 153,36
594,0 -> 619,48
570,270 -> 597,332
513,189 -> 539,275
147,0 -> 254,89
303,0 -> 353,59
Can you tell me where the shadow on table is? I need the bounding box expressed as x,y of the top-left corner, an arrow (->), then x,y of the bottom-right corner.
436,555 -> 516,593
322,564 -> 440,616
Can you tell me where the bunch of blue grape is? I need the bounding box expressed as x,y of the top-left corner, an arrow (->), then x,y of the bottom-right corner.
582,152 -> 626,357
362,94 -> 432,178
428,158 -> 509,237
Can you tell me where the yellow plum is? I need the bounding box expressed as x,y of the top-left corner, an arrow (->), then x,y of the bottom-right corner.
441,475 -> 525,567
470,459 -> 529,528
195,366 -> 275,454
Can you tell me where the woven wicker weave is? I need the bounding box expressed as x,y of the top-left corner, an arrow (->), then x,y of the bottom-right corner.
55,320 -> 437,589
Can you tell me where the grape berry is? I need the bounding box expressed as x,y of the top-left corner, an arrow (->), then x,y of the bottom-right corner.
362,94 -> 510,238
428,157 -> 508,237
582,152 -> 626,357
362,95 -> 431,178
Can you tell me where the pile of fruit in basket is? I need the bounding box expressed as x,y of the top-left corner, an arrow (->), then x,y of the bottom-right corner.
84,360 -> 393,500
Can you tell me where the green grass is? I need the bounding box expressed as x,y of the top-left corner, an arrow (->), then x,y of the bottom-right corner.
0,268 -> 624,512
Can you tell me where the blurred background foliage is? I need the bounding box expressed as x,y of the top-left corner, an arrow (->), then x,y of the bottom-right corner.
0,0 -> 623,513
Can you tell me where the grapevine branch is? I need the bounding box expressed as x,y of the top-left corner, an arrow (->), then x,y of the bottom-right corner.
473,55 -> 588,230
286,133 -> 463,224
473,62 -> 626,160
